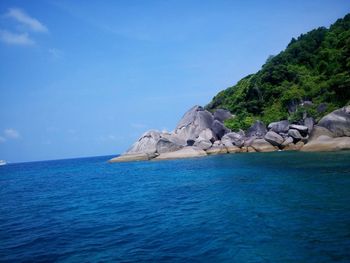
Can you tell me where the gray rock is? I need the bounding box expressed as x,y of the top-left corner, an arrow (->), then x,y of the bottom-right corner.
156,138 -> 182,154
289,124 -> 308,133
303,117 -> 314,134
308,125 -> 335,141
301,101 -> 313,107
282,136 -> 294,147
198,128 -> 216,143
193,139 -> 212,150
246,120 -> 267,139
213,140 -> 223,147
268,120 -> 290,134
155,146 -> 207,160
175,106 -> 214,138
174,105 -> 214,144
288,129 -> 303,140
244,136 -> 256,147
318,105 -> 350,137
264,131 -> 284,147
211,119 -> 230,139
221,132 -> 245,147
213,109 -> 232,122
251,139 -> 276,152
126,130 -> 161,154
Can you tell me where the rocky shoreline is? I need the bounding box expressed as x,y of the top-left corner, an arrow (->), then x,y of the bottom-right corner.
109,105 -> 350,163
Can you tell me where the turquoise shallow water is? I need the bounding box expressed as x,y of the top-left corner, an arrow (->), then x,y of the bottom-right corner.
1,151 -> 350,262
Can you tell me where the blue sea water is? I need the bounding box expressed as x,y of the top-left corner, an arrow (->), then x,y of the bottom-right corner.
1,151 -> 350,262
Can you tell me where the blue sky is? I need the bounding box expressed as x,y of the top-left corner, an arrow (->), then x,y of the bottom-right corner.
0,0 -> 349,163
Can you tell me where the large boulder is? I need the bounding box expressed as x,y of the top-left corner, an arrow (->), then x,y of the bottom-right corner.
318,105 -> 350,137
251,139 -> 276,152
264,131 -> 284,147
193,139 -> 212,150
308,125 -> 335,141
156,138 -> 182,154
268,120 -> 289,134
301,136 -> 350,152
198,128 -> 216,142
246,121 -> 267,139
174,105 -> 214,144
211,119 -> 230,139
155,146 -> 207,160
125,130 -> 161,154
303,117 -> 314,134
221,132 -> 245,147
289,124 -> 308,134
213,109 -> 233,122
281,136 -> 294,147
288,129 -> 303,140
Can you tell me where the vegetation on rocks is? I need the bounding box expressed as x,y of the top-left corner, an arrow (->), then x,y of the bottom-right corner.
206,14 -> 350,131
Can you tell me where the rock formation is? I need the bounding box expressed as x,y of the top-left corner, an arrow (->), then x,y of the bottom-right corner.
109,104 -> 350,163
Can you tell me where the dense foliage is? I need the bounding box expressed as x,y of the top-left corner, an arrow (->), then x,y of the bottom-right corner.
206,14 -> 350,131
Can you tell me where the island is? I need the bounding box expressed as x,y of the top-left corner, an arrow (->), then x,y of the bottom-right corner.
110,14 -> 350,163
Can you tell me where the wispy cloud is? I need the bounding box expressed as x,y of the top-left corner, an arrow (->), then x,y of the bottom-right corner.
0,128 -> 21,143
4,128 -> 21,139
6,8 -> 48,33
49,48 -> 64,59
0,29 -> 34,45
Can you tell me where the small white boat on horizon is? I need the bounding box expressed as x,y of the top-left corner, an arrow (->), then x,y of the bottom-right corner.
0,160 -> 7,166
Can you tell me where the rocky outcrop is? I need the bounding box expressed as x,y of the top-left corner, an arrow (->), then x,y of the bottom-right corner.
264,131 -> 284,147
246,121 -> 267,139
174,106 -> 214,144
308,126 -> 335,141
304,117 -> 314,134
123,130 -> 161,155
318,105 -> 350,137
211,119 -> 230,139
221,132 -> 245,147
268,120 -> 289,134
109,106 -> 230,162
193,139 -> 212,150
251,139 -> 276,152
109,105 -> 350,163
301,136 -> 350,152
156,138 -> 182,154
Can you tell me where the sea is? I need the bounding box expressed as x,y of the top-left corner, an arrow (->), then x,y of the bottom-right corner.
1,151 -> 350,262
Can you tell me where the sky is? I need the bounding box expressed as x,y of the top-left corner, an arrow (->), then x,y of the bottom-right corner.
0,0 -> 349,163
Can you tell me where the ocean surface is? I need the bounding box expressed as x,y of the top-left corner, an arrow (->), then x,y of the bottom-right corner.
1,151 -> 350,262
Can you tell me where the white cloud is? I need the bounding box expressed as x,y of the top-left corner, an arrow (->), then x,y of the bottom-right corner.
4,128 -> 20,139
0,29 -> 34,45
0,136 -> 6,143
49,48 -> 64,59
6,8 -> 48,33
